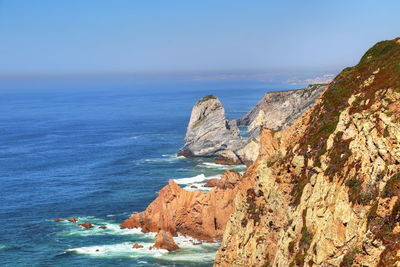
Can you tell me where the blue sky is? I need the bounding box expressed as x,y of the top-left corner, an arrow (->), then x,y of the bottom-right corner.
0,0 -> 399,78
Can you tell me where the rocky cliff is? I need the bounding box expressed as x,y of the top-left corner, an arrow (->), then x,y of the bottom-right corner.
239,84 -> 327,137
178,85 -> 326,165
178,95 -> 244,159
214,38 -> 400,266
121,169 -> 243,242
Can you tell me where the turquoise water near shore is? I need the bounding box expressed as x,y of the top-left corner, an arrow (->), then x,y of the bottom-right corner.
0,78 -> 300,266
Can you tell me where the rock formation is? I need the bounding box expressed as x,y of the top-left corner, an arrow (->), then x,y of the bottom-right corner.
178,95 -> 244,159
238,84 -> 327,134
150,230 -> 180,251
79,222 -> 93,229
121,169 -> 243,241
132,243 -> 144,249
214,38 -> 400,266
204,169 -> 241,189
178,86 -> 326,165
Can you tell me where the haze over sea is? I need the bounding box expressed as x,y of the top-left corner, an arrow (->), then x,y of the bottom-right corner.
0,76 -> 301,266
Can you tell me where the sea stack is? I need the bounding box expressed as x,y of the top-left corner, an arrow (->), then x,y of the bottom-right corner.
178,95 -> 244,160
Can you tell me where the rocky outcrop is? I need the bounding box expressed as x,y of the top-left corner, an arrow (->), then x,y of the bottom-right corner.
238,84 -> 327,134
178,95 -> 244,158
121,169 -> 243,241
79,222 -> 93,229
204,169 -> 241,189
132,243 -> 144,249
214,38 -> 400,266
179,86 -> 326,165
150,230 -> 180,251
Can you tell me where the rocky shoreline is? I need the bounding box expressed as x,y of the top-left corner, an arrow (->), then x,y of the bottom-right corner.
119,39 -> 400,265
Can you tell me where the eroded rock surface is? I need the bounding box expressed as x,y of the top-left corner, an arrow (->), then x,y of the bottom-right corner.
214,38 -> 400,267
121,170 -> 243,241
178,95 -> 244,158
179,85 -> 326,165
150,230 -> 180,251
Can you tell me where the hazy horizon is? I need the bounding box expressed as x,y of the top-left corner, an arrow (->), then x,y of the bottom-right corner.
1,0 -> 399,78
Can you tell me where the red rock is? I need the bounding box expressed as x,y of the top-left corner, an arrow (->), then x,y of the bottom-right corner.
79,222 -> 93,229
204,178 -> 220,187
150,230 -> 179,251
121,169 -> 242,241
204,169 -> 241,189
132,243 -> 144,249
53,218 -> 64,222
68,218 -> 78,222
98,226 -> 107,229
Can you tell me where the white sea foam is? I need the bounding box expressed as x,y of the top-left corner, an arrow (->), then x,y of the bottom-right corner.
67,233 -> 219,262
56,217 -> 154,238
67,241 -> 166,258
173,174 -> 207,185
200,162 -> 247,170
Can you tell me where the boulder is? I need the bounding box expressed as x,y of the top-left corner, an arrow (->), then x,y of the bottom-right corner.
98,226 -> 107,229
150,230 -> 179,251
204,178 -> 220,187
132,243 -> 144,249
79,222 -> 93,229
68,218 -> 78,222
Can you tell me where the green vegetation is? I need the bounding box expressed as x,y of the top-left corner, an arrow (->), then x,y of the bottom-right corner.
345,178 -> 359,188
196,94 -> 217,104
340,248 -> 361,267
382,173 -> 400,198
384,127 -> 390,137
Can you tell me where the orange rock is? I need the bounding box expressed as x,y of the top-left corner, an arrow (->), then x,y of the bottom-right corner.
53,218 -> 64,222
204,178 -> 220,187
79,222 -> 93,229
150,230 -> 179,251
204,169 -> 241,189
121,169 -> 242,241
68,218 -> 78,222
132,243 -> 144,249
98,226 -> 107,229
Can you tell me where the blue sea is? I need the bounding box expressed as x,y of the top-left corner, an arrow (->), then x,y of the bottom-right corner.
0,76 -> 300,266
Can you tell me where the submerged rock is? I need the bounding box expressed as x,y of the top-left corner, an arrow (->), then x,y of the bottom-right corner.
78,222 -> 93,229
53,218 -> 64,222
98,226 -> 107,229
150,230 -> 179,251
132,243 -> 144,249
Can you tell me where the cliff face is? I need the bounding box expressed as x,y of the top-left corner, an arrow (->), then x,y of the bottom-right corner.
215,39 -> 400,266
179,86 -> 326,165
121,170 -> 243,241
238,84 -> 327,135
178,95 -> 244,159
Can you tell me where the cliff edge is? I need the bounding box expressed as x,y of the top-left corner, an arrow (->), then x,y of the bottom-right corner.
214,38 -> 400,266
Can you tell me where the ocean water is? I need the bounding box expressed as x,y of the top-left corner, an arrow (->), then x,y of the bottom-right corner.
0,77 -> 300,266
